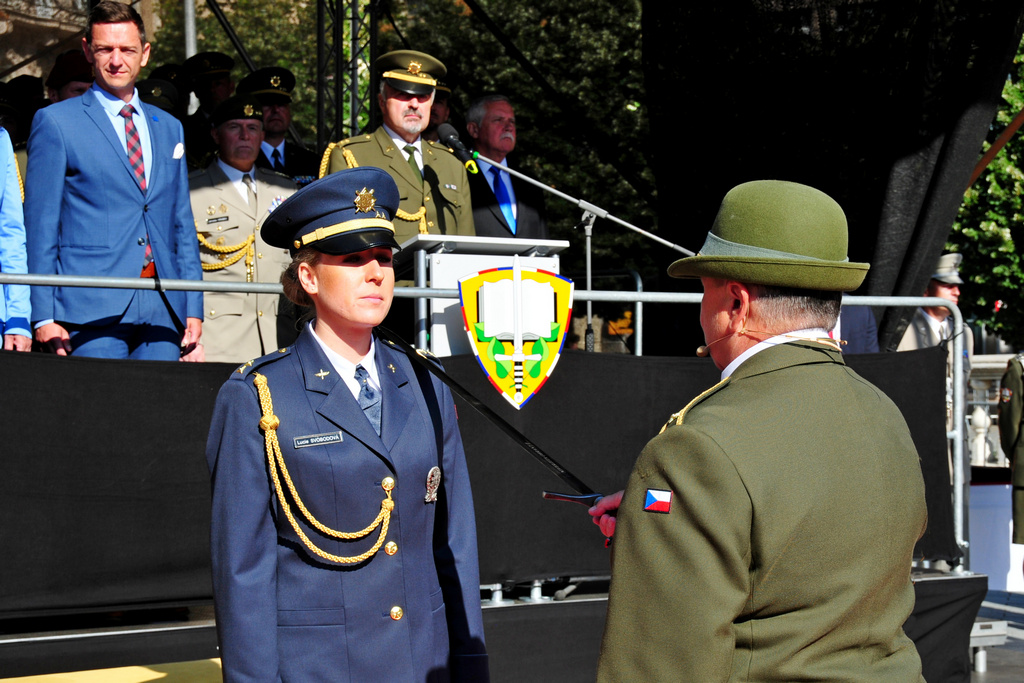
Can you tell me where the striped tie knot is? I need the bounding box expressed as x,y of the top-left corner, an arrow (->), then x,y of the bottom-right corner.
120,104 -> 146,191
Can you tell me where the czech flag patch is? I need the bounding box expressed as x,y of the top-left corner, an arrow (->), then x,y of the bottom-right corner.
643,488 -> 673,513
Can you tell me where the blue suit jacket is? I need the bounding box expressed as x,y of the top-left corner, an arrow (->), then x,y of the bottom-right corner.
207,328 -> 488,682
24,89 -> 202,328
1,127 -> 29,337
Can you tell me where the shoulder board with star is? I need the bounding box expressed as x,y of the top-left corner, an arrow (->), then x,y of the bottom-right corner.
658,377 -> 731,434
379,335 -> 445,371
230,346 -> 293,380
423,139 -> 457,155
336,134 -> 374,148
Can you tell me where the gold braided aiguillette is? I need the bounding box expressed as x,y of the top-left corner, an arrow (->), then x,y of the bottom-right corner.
253,372 -> 394,564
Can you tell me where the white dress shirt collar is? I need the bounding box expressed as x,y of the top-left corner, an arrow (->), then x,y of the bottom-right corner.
308,322 -> 381,400
721,328 -> 833,380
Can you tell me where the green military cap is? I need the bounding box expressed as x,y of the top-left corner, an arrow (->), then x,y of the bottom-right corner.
137,79 -> 178,115
183,51 -> 235,84
0,82 -> 17,119
45,50 -> 94,90
668,180 -> 869,292
149,63 -> 188,91
376,50 -> 445,96
237,66 -> 295,105
930,253 -> 964,285
211,94 -> 263,128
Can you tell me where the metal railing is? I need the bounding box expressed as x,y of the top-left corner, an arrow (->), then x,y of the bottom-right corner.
0,274 -> 967,563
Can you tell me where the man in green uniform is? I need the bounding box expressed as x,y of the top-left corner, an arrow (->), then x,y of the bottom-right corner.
998,353 -> 1024,577
320,50 -> 474,246
590,180 -> 927,682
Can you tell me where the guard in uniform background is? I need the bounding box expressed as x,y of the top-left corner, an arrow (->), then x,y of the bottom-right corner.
182,51 -> 235,169
237,66 -> 319,187
206,167 -> 488,681
189,95 -> 296,363
999,353 -> 1024,578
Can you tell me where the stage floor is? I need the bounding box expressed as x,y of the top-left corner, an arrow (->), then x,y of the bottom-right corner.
3,590 -> 1021,683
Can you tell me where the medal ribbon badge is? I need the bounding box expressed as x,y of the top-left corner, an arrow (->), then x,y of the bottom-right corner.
459,256 -> 574,410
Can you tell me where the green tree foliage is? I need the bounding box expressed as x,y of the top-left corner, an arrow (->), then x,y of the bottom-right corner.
950,37 -> 1024,348
148,1 -> 320,142
383,0 -> 657,283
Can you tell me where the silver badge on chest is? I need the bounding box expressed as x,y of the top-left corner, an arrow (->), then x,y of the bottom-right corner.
424,466 -> 441,503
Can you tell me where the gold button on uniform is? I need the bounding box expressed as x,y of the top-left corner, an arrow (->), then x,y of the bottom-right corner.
381,477 -> 395,491
390,606 -> 403,620
385,541 -> 398,556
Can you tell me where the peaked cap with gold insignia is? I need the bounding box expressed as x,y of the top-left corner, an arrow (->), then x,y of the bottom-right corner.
377,50 -> 446,97
262,167 -> 401,255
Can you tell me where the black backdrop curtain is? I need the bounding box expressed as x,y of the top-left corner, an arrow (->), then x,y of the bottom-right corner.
643,1 -> 1024,353
0,345 -> 950,616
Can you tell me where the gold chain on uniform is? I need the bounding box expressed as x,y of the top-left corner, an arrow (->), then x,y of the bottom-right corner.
197,233 -> 256,282
318,141 -> 428,234
252,372 -> 394,564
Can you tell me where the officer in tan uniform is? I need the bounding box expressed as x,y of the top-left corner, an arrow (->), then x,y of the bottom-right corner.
320,50 -> 474,246
190,95 -> 296,362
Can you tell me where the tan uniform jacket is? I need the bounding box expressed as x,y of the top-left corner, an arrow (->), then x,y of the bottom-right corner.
322,126 -> 474,246
598,341 -> 927,682
190,163 -> 296,363
998,354 -> 1024,543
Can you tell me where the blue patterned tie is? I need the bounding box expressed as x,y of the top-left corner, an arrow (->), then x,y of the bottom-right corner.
355,365 -> 381,436
491,167 -> 516,234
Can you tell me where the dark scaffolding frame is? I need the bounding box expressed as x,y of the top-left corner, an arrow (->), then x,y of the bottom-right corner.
316,0 -> 378,152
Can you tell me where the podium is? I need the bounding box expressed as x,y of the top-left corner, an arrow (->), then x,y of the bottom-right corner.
396,235 -> 570,356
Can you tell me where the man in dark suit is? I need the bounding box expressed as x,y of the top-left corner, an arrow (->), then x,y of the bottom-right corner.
237,67 -> 319,188
25,1 -> 202,360
466,94 -> 548,240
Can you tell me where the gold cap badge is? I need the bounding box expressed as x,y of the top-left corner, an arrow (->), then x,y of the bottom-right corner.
152,86 -> 162,97
243,104 -> 254,116
408,61 -> 421,75
270,75 -> 281,88
354,187 -> 376,214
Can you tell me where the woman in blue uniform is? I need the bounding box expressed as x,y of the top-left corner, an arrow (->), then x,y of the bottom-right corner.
206,168 -> 488,682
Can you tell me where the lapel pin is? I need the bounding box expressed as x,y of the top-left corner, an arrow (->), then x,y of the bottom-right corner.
387,363 -> 396,373
315,369 -> 330,380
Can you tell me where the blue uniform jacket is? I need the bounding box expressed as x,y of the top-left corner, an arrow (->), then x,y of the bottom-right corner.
24,90 -> 202,328
207,327 -> 488,682
0,128 -> 29,337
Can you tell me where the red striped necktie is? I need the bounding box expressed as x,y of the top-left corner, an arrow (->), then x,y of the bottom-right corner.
119,104 -> 146,191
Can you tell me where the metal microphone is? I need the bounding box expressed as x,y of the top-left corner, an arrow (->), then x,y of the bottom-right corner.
437,123 -> 479,174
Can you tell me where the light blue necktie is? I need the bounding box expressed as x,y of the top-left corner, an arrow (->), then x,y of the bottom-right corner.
491,167 -> 516,234
355,365 -> 381,436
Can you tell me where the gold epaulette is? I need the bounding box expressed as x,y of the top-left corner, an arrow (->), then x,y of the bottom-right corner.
14,150 -> 24,202
658,377 -> 730,434
252,371 -> 394,564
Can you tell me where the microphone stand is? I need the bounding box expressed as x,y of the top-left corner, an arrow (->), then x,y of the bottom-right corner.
471,151 -> 694,352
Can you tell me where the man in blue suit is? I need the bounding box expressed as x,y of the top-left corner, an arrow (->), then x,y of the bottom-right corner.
25,1 -> 202,361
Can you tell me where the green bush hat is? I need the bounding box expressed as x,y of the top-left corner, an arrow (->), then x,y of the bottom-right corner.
667,180 -> 869,292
